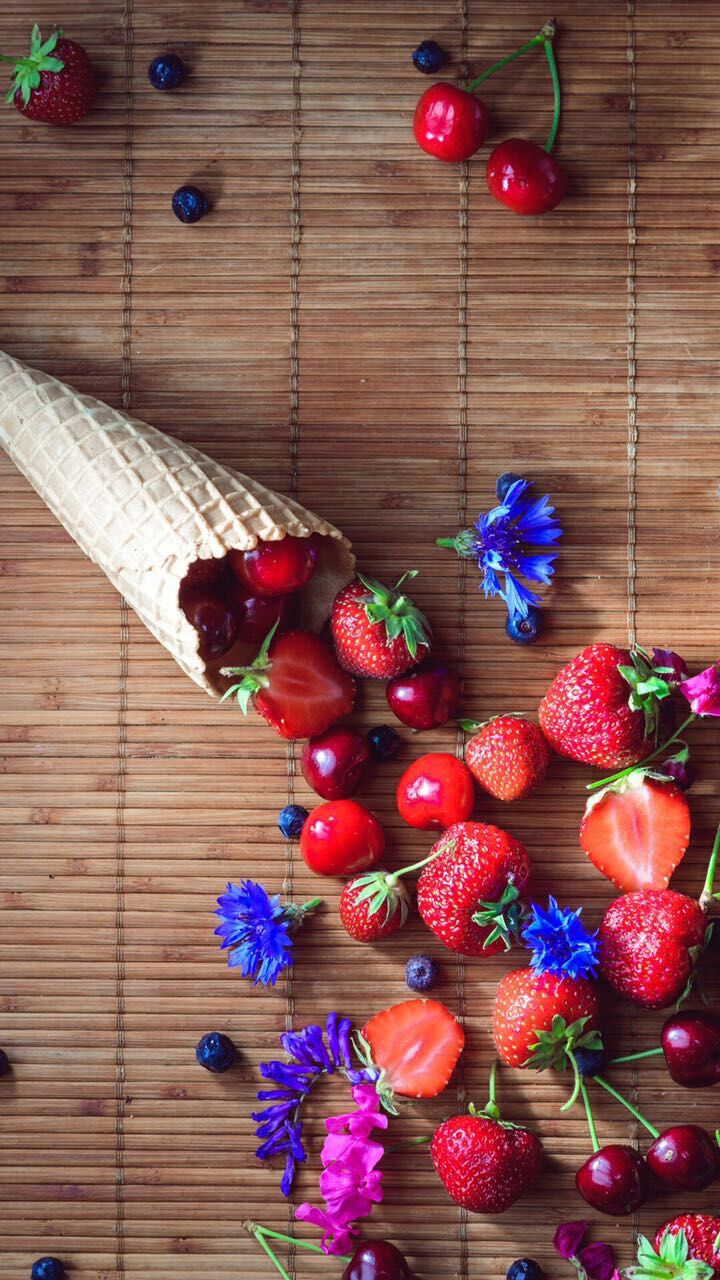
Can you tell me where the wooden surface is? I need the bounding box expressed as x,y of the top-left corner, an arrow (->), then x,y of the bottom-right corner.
1,2 -> 719,1278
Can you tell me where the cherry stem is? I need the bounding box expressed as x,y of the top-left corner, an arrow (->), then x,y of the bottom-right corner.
560,1045 -> 583,1113
610,1047 -> 663,1065
580,1079 -> 600,1153
387,848 -> 441,882
245,1223 -> 351,1267
700,819 -> 720,910
592,1075 -> 660,1138
387,1134 -> 433,1152
250,1226 -> 292,1280
543,37 -> 562,152
466,20 -> 555,92
586,713 -> 697,791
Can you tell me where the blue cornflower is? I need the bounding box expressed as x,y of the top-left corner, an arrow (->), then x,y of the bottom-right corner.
437,478 -> 561,618
523,897 -> 600,981
214,879 -> 320,987
252,1012 -> 376,1197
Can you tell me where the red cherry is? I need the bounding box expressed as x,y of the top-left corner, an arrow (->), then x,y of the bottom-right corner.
181,557 -> 226,592
300,800 -> 385,876
181,590 -> 236,660
301,727 -> 372,800
342,1239 -> 413,1280
661,1011 -> 720,1088
223,580 -> 299,645
486,137 -> 567,215
228,534 -> 317,597
396,753 -> 475,831
575,1144 -> 649,1216
647,1124 -> 720,1191
413,82 -> 490,163
386,658 -> 461,731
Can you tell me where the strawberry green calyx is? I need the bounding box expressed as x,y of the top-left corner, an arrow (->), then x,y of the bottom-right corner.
356,570 -> 431,659
346,870 -> 412,928
468,1060 -> 522,1130
618,645 -> 678,740
219,619 -> 279,713
352,1031 -> 400,1116
2,24 -> 65,106
623,1231 -> 715,1280
526,1014 -> 604,1110
459,712 -> 526,734
472,882 -> 528,951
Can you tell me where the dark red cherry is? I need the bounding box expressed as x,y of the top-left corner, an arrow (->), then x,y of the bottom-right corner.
228,535 -> 317,597
223,580 -> 299,645
386,658 -> 461,730
301,726 -> 372,800
647,1125 -> 720,1190
341,1238 -> 413,1280
661,1010 -> 720,1088
575,1144 -> 649,1216
182,591 -> 236,660
181,556 -> 226,593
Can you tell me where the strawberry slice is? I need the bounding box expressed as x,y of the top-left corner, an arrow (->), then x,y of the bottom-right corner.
580,772 -> 691,893
220,626 -> 355,740
361,998 -> 464,1101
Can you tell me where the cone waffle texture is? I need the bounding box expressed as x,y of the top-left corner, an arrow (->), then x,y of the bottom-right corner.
0,350 -> 355,694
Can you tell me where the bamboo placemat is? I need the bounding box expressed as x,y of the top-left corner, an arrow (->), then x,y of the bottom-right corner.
1,2 -> 719,1277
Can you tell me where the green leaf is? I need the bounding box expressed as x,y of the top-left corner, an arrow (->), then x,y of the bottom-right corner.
40,57 -> 64,72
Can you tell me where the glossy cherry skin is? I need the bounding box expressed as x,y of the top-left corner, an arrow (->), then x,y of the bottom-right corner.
301,727 -> 372,800
397,752 -> 475,831
575,1144 -> 650,1216
181,591 -> 236,660
647,1124 -> 720,1190
386,658 -> 461,730
486,138 -> 568,215
413,82 -> 490,163
228,534 -> 317,597
300,799 -> 385,876
342,1239 -> 413,1280
661,1011 -> 720,1088
223,580 -> 299,645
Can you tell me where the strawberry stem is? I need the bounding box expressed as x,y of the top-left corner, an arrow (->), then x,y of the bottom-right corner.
700,820 -> 720,911
592,1076 -> 659,1138
484,1059 -> 500,1119
466,20 -> 555,92
586,713 -> 697,791
386,1135 -> 433,1152
610,1047 -> 663,1065
560,1045 -> 583,1113
579,1079 -> 600,1153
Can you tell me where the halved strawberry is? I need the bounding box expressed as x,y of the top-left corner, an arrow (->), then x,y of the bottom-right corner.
220,625 -> 355,740
359,998 -> 464,1105
580,772 -> 691,893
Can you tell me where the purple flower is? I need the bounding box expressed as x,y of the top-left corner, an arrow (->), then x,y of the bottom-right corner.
652,648 -> 689,685
578,1243 -> 617,1280
680,662 -> 720,716
523,898 -> 600,981
554,1222 -> 590,1261
214,880 -> 292,985
554,1221 -> 617,1280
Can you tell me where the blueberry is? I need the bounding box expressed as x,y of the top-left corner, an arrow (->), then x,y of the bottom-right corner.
574,1047 -> 607,1078
405,953 -> 439,993
506,606 -> 542,645
496,471 -> 525,502
0,1048 -> 9,1077
366,725 -> 402,762
148,53 -> 186,91
171,184 -> 210,224
31,1260 -> 65,1280
507,1261 -> 545,1280
278,804 -> 309,839
195,1032 -> 236,1073
412,40 -> 446,74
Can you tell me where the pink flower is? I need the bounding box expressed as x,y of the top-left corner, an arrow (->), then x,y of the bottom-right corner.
554,1222 -> 589,1260
652,648 -> 689,685
295,1082 -> 387,1256
680,662 -> 720,716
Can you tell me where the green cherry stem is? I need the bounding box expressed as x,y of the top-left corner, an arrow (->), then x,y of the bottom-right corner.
249,1227 -> 292,1280
543,37 -> 562,152
610,1046 -> 664,1065
386,1134 -> 433,1152
561,1046 -> 583,1114
592,1076 -> 660,1138
466,19 -> 556,92
244,1223 -> 351,1267
586,713 -> 697,792
700,819 -> 720,911
580,1080 -> 600,1153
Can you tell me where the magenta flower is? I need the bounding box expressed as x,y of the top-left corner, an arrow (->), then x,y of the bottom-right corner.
553,1221 -> 617,1280
680,662 -> 720,716
296,1082 -> 387,1256
652,648 -> 689,685
554,1222 -> 590,1260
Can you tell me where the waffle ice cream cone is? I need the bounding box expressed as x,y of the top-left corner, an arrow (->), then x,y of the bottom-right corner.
0,351 -> 355,695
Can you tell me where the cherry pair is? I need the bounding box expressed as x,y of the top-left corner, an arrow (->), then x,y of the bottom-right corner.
413,20 -> 567,215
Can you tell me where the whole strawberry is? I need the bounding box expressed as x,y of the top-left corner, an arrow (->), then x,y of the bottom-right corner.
493,968 -> 601,1069
416,820 -> 531,956
538,643 -> 675,769
431,1066 -> 543,1213
599,888 -> 707,1009
330,571 -> 431,679
649,1217 -> 720,1279
339,871 -> 411,943
4,25 -> 96,124
465,715 -> 550,801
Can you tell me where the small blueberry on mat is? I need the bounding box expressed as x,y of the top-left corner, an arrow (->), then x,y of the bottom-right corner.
31,1261 -> 65,1280
507,1261 -> 545,1280
172,184 -> 210,223
195,1032 -> 236,1073
506,606 -> 543,645
148,53 -> 185,90
412,40 -> 446,74
366,724 -> 402,762
278,804 -> 308,839
0,1048 -> 9,1076
573,1047 -> 607,1078
496,471 -> 525,501
405,953 -> 439,993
